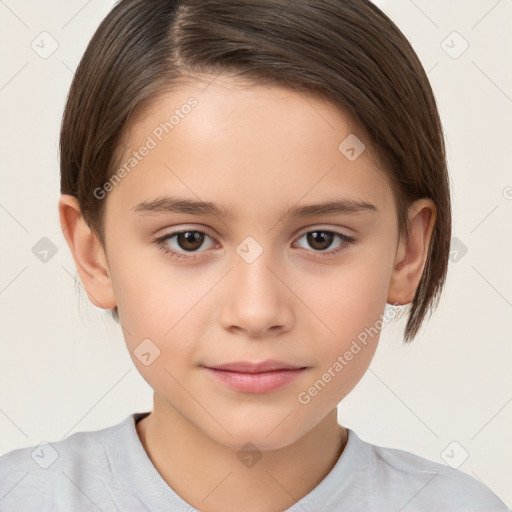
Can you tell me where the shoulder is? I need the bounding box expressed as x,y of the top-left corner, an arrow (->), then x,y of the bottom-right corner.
0,419 -> 114,474
0,415 -> 132,511
356,432 -> 510,512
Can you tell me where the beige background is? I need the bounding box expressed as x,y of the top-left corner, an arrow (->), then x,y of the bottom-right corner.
0,0 -> 511,506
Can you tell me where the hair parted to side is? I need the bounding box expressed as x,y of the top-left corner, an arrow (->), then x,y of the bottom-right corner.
60,0 -> 452,343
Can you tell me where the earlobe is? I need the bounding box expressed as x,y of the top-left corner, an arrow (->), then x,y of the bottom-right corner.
387,199 -> 436,305
58,194 -> 117,310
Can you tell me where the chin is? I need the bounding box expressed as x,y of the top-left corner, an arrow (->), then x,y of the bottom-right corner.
200,410 -> 311,452
218,428 -> 304,453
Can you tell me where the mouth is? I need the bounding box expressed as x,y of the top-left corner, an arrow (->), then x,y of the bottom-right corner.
202,360 -> 308,394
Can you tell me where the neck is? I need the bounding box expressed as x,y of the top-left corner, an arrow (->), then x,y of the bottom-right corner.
136,394 -> 347,512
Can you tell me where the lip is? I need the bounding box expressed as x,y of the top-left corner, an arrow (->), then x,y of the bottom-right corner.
203,360 -> 307,394
207,360 -> 304,373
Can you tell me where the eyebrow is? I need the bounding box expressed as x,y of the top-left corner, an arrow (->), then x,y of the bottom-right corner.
131,196 -> 378,219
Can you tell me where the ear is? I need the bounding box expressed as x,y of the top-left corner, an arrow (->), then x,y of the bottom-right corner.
387,198 -> 436,305
58,194 -> 116,309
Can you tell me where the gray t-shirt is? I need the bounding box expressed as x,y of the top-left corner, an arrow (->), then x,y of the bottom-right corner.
0,412 -> 509,511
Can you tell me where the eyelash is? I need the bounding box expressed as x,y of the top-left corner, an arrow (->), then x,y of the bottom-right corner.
154,228 -> 356,261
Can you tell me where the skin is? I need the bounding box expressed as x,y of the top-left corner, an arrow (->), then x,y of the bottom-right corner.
59,75 -> 436,512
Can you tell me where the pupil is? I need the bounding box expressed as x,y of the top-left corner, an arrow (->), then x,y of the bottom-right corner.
308,231 -> 333,250
178,231 -> 203,251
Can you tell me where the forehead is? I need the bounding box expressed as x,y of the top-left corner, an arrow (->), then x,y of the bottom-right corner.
107,76 -> 393,220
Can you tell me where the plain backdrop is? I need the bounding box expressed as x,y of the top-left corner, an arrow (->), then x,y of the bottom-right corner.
0,0 -> 511,507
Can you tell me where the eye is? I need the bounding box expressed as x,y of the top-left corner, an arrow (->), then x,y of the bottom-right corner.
293,229 -> 355,256
155,229 -> 216,260
155,227 -> 355,262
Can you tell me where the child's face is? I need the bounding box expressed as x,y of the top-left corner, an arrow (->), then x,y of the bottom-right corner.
102,76 -> 402,450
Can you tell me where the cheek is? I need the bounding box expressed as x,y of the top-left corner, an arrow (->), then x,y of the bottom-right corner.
108,237 -> 186,325
294,251 -> 393,339
108,246 -> 220,367
291,251 -> 393,394
108,255 -> 198,393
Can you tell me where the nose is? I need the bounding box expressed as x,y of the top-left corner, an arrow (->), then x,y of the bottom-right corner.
219,249 -> 295,338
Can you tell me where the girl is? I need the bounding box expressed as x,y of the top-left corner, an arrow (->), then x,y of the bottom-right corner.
1,0 -> 509,510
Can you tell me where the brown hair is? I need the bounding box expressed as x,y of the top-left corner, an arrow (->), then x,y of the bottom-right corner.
60,0 -> 451,343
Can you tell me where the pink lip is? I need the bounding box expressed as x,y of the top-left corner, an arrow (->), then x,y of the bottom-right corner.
203,360 -> 307,394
